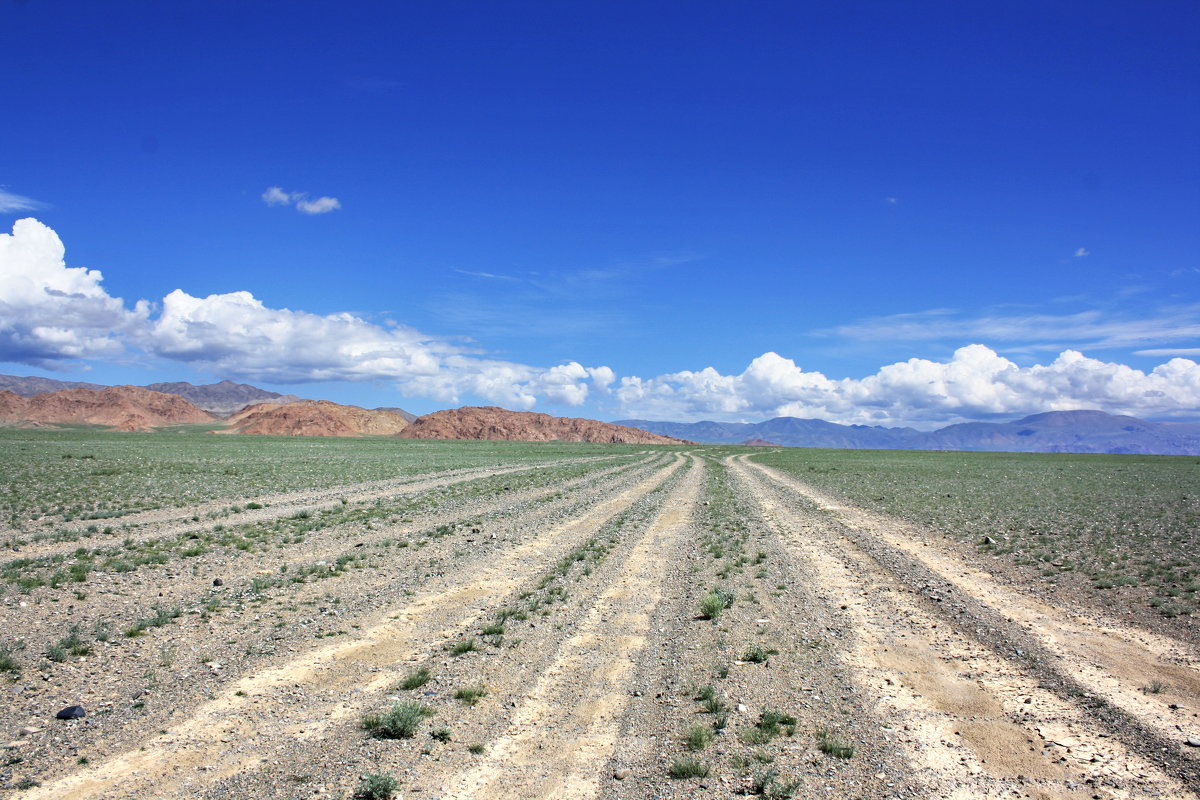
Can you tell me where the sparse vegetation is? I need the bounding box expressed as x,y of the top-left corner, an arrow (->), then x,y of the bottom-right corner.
362,702 -> 434,739
683,724 -> 714,751
453,685 -> 488,706
668,756 -> 710,779
353,772 -> 399,800
816,728 -> 855,759
397,667 -> 431,690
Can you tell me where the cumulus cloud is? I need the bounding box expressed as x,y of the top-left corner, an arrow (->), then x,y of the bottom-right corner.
0,218 -> 614,407
1074,247 -> 1090,257
0,189 -> 45,213
615,345 -> 1200,427
0,218 -> 148,366
262,186 -> 341,214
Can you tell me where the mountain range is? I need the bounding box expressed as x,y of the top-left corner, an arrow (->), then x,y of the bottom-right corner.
0,376 -> 680,444
0,375 -> 297,415
615,411 -> 1200,455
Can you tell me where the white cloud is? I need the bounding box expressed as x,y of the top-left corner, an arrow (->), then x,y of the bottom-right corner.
262,186 -> 341,215
295,196 -> 341,215
885,196 -> 898,204
0,189 -> 45,213
0,218 -> 148,366
0,218 -> 613,407
827,306 -> 1200,351
140,288 -> 609,407
1074,247 -> 1090,257
261,186 -> 294,206
1135,348 -> 1200,357
615,345 -> 1200,427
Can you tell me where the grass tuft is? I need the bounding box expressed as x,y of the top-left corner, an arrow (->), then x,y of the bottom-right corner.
362,702 -> 433,739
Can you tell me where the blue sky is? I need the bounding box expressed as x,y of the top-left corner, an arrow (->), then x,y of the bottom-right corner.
1,0 -> 1198,427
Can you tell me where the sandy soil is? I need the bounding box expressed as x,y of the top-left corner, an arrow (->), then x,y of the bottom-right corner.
3,449 -> 1197,799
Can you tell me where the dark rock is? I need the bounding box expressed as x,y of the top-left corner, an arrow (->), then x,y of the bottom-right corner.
212,578 -> 223,586
56,705 -> 86,720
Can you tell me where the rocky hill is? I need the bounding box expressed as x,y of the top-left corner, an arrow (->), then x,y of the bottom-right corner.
0,386 -> 215,432
617,410 -> 1200,455
399,406 -> 686,444
220,400 -> 412,437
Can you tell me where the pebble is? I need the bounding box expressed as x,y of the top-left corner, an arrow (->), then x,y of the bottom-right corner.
56,705 -> 86,720
613,768 -> 632,780
212,578 -> 223,586
1185,738 -> 1200,748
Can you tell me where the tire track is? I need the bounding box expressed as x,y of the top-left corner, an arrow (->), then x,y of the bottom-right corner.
438,455 -> 704,800
730,455 -> 1195,800
742,457 -> 1200,782
5,455 -> 625,560
20,455 -> 688,800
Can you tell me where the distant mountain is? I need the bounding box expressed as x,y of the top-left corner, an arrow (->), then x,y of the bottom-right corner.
142,380 -> 303,415
616,410 -> 1200,455
616,417 -> 922,449
399,406 -> 686,444
220,400 -> 411,437
0,374 -> 107,396
374,406 -> 419,423
0,374 -> 303,415
0,386 -> 215,432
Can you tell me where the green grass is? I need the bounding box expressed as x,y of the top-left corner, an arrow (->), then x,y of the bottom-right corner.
755,447 -> 1200,617
353,772 -> 399,800
0,429 -> 651,534
453,685 -> 488,706
446,637 -> 478,656
667,757 -> 710,779
741,644 -> 777,663
397,667 -> 431,690
816,728 -> 854,759
0,642 -> 21,677
683,724 -> 714,751
362,702 -> 434,739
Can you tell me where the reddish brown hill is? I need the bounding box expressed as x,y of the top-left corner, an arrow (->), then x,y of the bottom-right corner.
397,406 -> 688,444
0,386 -> 215,432
220,400 -> 411,437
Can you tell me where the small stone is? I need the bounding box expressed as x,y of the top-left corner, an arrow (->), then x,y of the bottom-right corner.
613,768 -> 632,780
1185,738 -> 1200,748
212,578 -> 223,586
56,705 -> 86,720
19,727 -> 40,736
737,703 -> 748,713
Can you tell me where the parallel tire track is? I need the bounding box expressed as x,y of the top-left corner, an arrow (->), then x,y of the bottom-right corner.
21,455 -> 687,800
439,455 -> 703,799
730,455 -> 1197,800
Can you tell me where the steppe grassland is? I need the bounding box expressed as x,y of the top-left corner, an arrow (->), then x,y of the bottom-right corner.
0,428 -> 645,527
0,431 -> 659,597
757,447 -> 1200,622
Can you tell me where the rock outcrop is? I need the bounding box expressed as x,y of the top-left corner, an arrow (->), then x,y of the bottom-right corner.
397,406 -> 686,444
220,400 -> 411,437
0,386 -> 215,432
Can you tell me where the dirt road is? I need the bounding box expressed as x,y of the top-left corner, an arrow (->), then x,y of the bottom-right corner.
4,448 -> 1198,799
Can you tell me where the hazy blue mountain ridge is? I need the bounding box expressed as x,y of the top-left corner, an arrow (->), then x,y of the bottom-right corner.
616,410 -> 1200,455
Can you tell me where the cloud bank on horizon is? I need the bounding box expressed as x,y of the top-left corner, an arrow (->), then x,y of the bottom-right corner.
2,217 -> 1199,427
